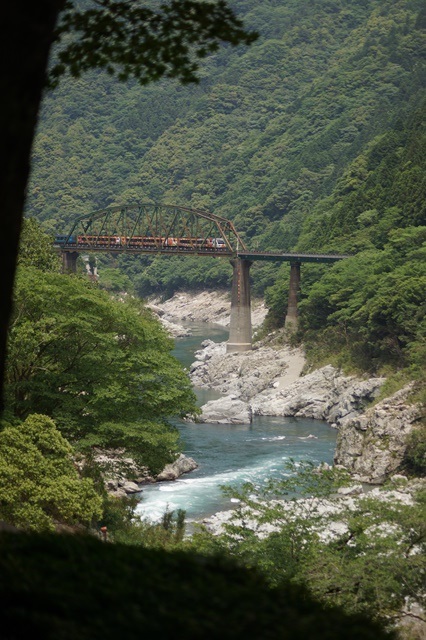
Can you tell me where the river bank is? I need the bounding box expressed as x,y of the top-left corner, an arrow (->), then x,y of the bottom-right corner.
102,290 -> 421,501
150,291 -> 422,486
201,475 -> 426,537
148,290 -> 267,335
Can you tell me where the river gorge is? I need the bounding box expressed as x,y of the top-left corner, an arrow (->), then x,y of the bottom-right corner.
136,321 -> 337,523
134,291 -> 421,527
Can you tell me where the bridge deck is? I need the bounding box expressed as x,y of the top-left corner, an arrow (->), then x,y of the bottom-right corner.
236,251 -> 351,263
54,205 -> 351,264
57,245 -> 350,262
57,245 -> 234,257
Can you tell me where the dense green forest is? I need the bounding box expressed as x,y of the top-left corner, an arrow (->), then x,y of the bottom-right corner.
27,0 -> 425,376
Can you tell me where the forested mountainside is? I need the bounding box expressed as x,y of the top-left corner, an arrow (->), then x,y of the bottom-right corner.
27,0 -> 425,374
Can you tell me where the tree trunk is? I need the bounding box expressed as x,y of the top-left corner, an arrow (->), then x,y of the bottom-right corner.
0,2 -> 64,410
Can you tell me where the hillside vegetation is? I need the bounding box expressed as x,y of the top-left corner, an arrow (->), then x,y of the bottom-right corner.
27,0 -> 426,374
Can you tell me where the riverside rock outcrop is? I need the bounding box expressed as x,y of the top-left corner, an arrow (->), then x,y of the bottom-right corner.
251,365 -> 385,426
92,449 -> 198,497
190,340 -> 305,400
334,384 -> 422,483
189,340 -> 385,428
147,303 -> 191,338
155,453 -> 198,481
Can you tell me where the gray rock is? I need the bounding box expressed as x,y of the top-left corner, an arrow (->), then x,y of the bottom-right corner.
147,291 -> 267,329
251,365 -> 385,425
334,384 -> 422,483
146,303 -> 165,317
197,396 -> 252,424
90,448 -> 197,494
190,343 -> 303,401
189,360 -> 205,372
190,346 -> 386,431
159,317 -> 191,338
121,481 -> 141,494
337,484 -> 363,496
109,488 -> 128,499
390,474 -> 409,484
155,454 -> 198,482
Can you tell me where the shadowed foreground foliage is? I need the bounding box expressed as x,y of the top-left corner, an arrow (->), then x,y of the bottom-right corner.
0,532 -> 394,640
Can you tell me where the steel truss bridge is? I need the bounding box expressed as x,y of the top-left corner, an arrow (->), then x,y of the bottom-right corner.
55,203 -> 349,262
55,203 -> 246,256
56,203 -> 351,352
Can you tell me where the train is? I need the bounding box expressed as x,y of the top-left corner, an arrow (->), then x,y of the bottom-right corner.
54,235 -> 228,250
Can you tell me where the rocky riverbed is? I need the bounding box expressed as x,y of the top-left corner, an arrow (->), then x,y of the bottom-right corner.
147,290 -> 267,336
189,339 -> 386,429
148,290 -> 422,486
189,339 -> 422,484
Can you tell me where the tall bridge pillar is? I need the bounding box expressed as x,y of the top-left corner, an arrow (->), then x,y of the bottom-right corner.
285,261 -> 301,330
227,258 -> 252,353
62,251 -> 78,273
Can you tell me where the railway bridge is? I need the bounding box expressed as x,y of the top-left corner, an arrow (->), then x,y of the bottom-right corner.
55,204 -> 350,352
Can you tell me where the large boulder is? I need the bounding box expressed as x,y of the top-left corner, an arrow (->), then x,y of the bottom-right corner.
155,454 -> 198,481
197,396 -> 252,424
334,384 -> 422,483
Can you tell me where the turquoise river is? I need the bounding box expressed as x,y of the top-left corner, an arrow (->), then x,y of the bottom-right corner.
136,323 -> 337,524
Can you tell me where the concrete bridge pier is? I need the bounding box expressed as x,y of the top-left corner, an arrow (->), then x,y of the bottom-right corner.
227,258 -> 252,353
62,251 -> 79,273
284,261 -> 301,330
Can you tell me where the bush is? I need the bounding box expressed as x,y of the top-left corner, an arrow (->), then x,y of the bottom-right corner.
0,414 -> 102,531
403,425 -> 426,476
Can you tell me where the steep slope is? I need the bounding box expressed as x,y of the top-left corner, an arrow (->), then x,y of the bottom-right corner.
29,1 -> 424,237
294,101 -> 426,373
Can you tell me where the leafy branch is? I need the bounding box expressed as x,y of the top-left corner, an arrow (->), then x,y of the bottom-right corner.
49,0 -> 258,87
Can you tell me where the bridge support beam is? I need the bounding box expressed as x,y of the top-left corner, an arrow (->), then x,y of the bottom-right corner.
62,251 -> 78,273
227,258 -> 252,353
285,261 -> 301,330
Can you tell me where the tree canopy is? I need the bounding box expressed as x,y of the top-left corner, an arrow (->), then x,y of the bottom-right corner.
50,0 -> 258,87
0,413 -> 102,531
5,263 -> 197,472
